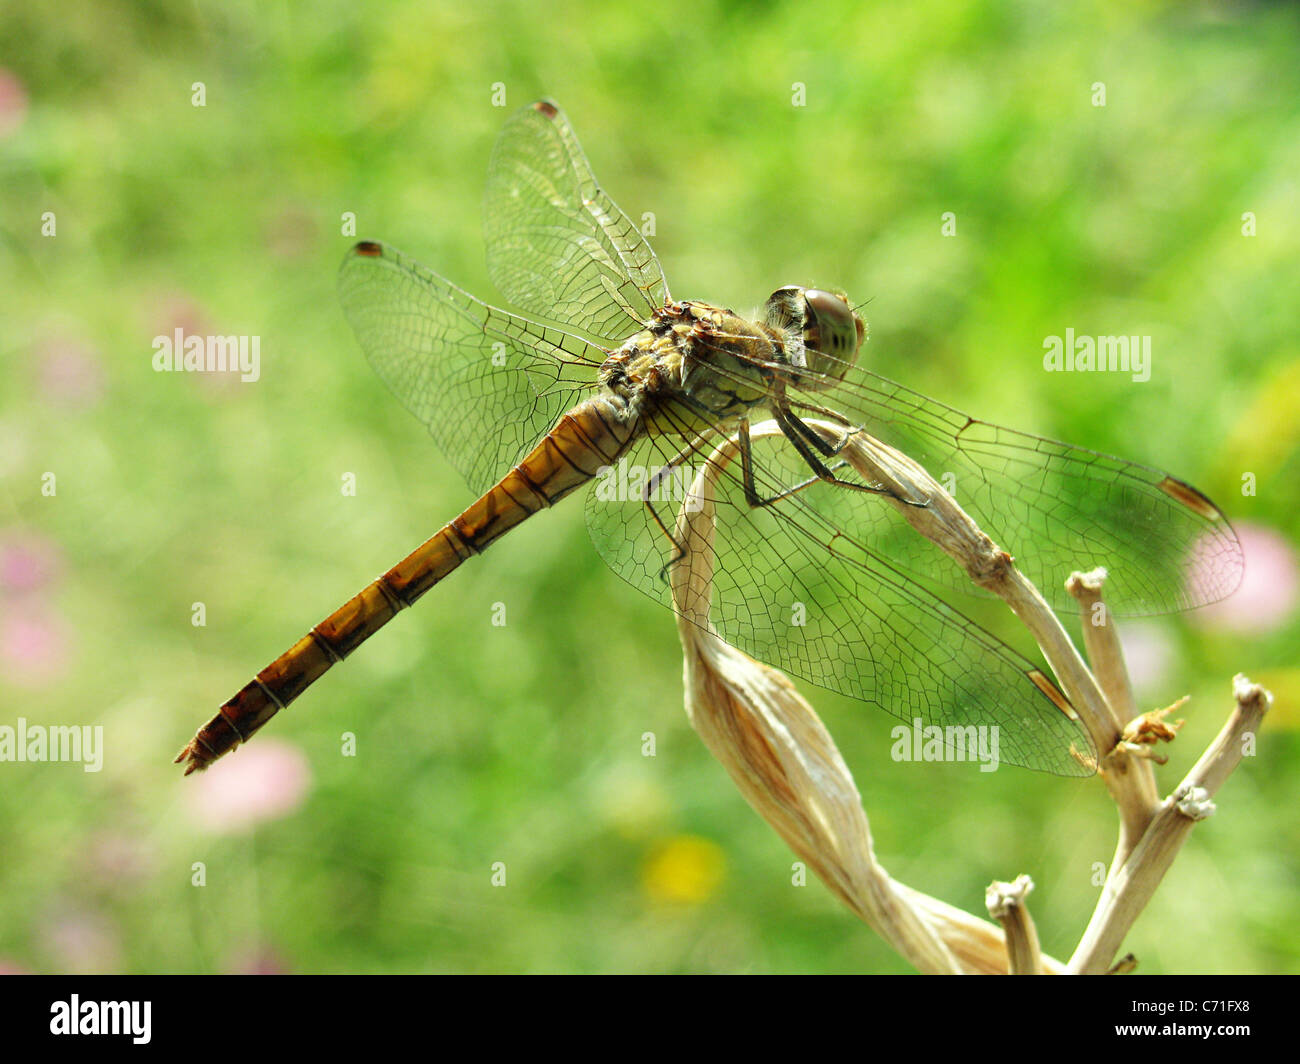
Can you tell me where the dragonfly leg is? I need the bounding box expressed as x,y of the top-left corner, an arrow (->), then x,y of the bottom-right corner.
739,419 -> 825,506
767,383 -> 930,509
782,403 -> 841,457
735,417 -> 892,509
787,397 -> 860,438
770,380 -> 857,470
782,400 -> 927,500
777,405 -> 928,505
642,431 -> 716,580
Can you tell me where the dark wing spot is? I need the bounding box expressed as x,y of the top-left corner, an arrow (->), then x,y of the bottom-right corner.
1158,476 -> 1223,521
533,99 -> 560,118
353,241 -> 384,257
1028,669 -> 1078,721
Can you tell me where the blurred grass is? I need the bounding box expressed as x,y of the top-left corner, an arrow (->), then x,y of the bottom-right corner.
0,0 -> 1297,973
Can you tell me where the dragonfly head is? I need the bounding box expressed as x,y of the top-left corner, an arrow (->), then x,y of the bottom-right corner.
763,286 -> 865,388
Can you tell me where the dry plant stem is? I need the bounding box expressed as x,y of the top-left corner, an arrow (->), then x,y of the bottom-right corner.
893,885 -> 1067,974
986,875 -> 1043,975
670,434 -> 956,973
1066,568 -> 1138,726
675,621 -> 961,973
1067,676 -> 1272,974
833,434 -> 1103,734
670,424 -> 1073,973
1066,569 -> 1159,863
669,421 -> 1266,975
830,429 -> 1165,828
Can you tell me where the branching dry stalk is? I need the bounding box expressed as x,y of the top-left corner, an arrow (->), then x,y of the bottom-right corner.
668,420 -> 1271,974
1065,568 -> 1159,863
986,875 -> 1043,975
1067,675 -> 1271,974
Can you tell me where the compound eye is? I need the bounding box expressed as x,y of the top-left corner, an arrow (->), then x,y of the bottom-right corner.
803,289 -> 860,357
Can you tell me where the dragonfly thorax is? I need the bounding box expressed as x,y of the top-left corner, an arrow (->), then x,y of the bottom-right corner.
599,300 -> 784,433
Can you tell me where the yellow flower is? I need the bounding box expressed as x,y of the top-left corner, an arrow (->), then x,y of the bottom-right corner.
642,836 -> 726,904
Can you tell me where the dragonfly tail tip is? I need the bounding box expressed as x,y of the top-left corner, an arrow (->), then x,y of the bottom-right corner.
174,740 -> 211,775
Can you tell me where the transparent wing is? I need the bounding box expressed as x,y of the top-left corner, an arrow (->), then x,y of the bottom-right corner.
585,403 -> 1095,777
483,99 -> 670,344
338,240 -> 605,495
789,362 -> 1245,615
673,330 -> 1243,616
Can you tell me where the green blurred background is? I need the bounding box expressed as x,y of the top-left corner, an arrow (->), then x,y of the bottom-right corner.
1,0 -> 1297,974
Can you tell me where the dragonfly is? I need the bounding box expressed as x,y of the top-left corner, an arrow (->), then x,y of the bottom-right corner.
176,99 -> 1243,779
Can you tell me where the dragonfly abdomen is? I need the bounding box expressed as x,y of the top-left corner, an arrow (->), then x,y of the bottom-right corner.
175,397 -> 637,774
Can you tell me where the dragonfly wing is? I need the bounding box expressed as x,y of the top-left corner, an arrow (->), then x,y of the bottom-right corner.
483,99 -> 670,344
584,409 -> 1095,776
784,364 -> 1245,616
338,241 -> 604,495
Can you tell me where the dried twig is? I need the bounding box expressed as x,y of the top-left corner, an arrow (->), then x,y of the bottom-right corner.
1067,676 -> 1271,974
986,875 -> 1043,975
668,420 -> 1269,974
1065,569 -> 1158,860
